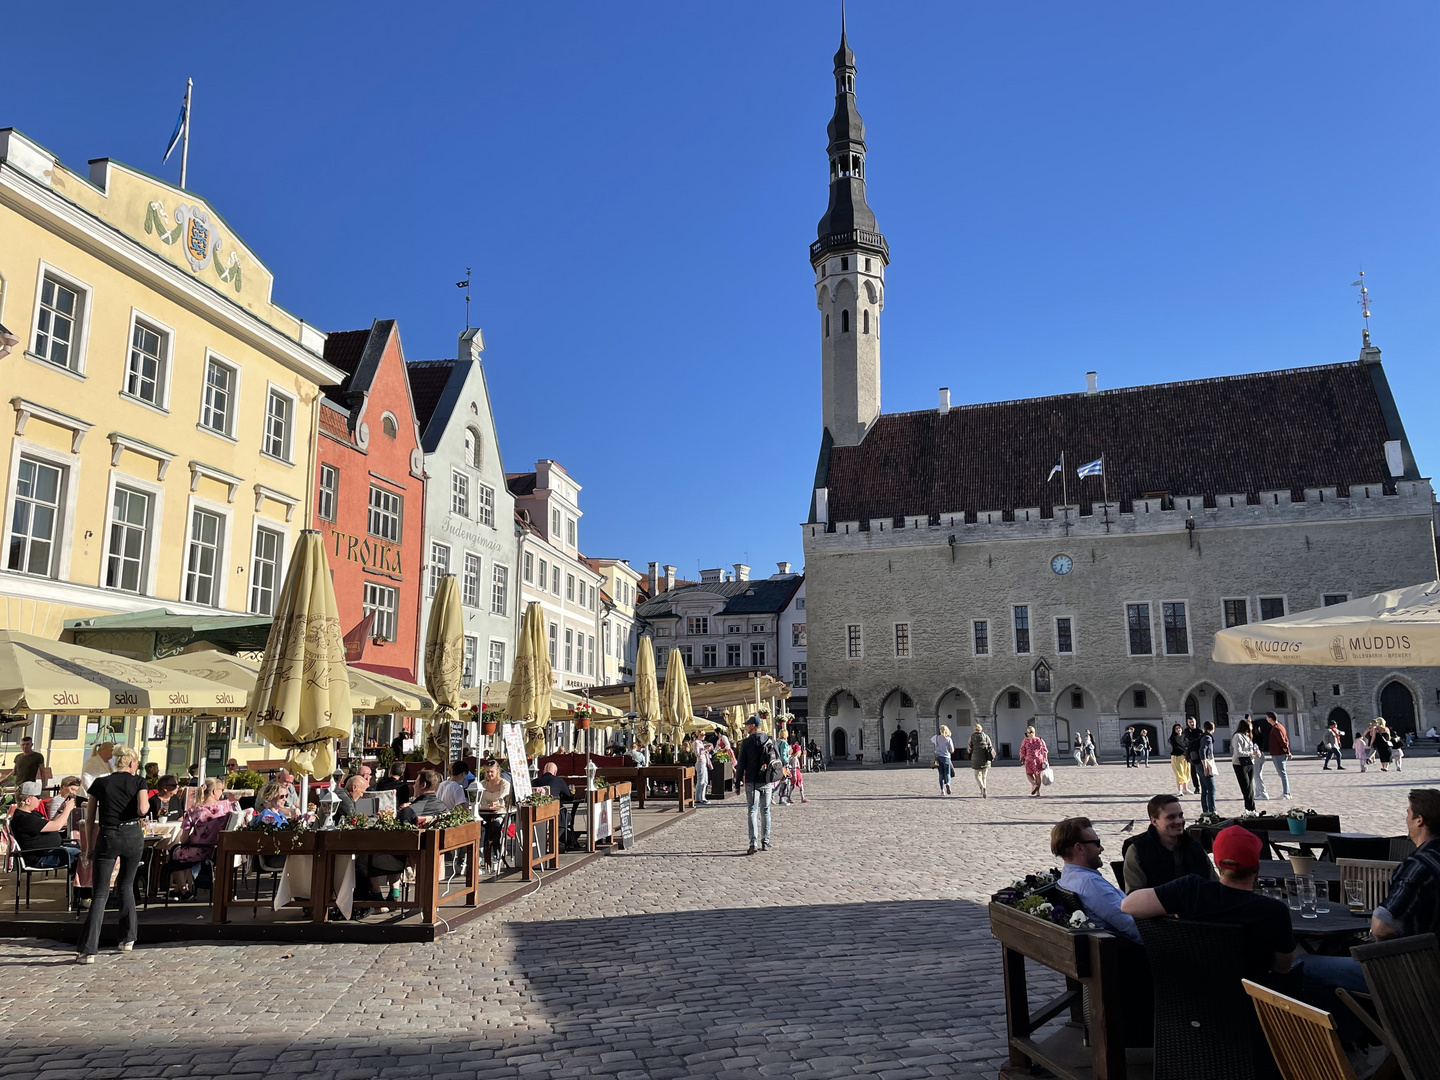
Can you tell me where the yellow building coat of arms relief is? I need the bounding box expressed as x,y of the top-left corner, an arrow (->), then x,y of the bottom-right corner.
144,200 -> 243,291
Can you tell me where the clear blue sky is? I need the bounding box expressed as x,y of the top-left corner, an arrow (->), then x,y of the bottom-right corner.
7,3 -> 1436,579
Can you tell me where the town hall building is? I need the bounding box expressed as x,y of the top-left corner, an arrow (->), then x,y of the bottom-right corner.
801,31 -> 1438,765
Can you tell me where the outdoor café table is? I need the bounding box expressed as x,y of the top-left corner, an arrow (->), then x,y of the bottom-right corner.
638,765 -> 695,813
1289,906 -> 1371,953
1260,859 -> 1341,885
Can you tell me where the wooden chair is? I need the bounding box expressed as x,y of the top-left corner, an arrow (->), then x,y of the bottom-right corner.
1242,979 -> 1355,1080
1336,859 -> 1399,911
1349,933 -> 1440,1080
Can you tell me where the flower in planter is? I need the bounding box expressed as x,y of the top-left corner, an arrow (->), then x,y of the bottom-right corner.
1067,909 -> 1094,930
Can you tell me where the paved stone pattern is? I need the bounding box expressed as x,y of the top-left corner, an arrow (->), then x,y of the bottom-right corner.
0,753 -> 1434,1079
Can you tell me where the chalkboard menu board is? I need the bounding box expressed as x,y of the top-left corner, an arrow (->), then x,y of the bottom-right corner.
449,720 -> 464,764
617,792 -> 634,850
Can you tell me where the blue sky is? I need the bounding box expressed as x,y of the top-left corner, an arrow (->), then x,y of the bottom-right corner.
7,3 -> 1436,579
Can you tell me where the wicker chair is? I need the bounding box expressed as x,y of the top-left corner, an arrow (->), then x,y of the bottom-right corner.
1326,835 -> 1390,862
1242,979 -> 1355,1080
1135,918 -> 1281,1080
1336,859 -> 1399,911
1350,933 -> 1440,1080
1386,835 -> 1416,862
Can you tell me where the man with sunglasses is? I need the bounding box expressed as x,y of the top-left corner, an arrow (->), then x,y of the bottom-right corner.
1053,817 -> 1140,943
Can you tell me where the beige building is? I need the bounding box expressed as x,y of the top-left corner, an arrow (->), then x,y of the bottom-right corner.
584,557 -> 642,685
0,128 -> 340,775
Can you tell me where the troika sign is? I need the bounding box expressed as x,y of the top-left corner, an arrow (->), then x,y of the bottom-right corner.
326,527 -> 405,578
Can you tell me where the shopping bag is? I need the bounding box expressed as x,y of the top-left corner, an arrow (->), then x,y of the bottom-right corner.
1040,766 -> 1055,786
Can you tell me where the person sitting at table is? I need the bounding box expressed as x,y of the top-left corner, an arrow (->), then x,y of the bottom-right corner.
1053,816 -> 1140,943
535,762 -> 573,799
626,744 -> 647,766
1121,825 -> 1295,982
253,781 -> 292,826
184,762 -> 201,787
147,775 -> 180,819
274,768 -> 301,813
474,762 -> 512,869
374,762 -> 412,808
48,776 -> 82,820
1121,794 -> 1216,892
167,777 -> 235,898
356,770 -> 448,910
436,761 -> 471,809
9,781 -> 80,869
333,774 -> 368,821
143,762 -> 161,787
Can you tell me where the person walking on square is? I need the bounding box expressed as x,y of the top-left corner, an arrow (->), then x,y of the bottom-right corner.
1121,726 -> 1136,769
735,716 -> 777,854
1081,730 -> 1098,767
1020,727 -> 1050,797
693,734 -> 712,805
969,724 -> 995,798
1232,718 -> 1259,813
931,725 -> 956,796
1183,717 -> 1204,794
1138,729 -> 1152,768
1073,731 -> 1083,765
1267,712 -> 1292,798
1373,721 -> 1395,772
77,746 -> 149,963
1320,720 -> 1345,770
787,736 -> 809,803
1168,723 -> 1190,796
1354,727 -> 1370,773
1250,714 -> 1271,801
1198,721 -> 1219,815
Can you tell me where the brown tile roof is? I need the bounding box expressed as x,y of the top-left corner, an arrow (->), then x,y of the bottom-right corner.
506,472 -> 538,497
318,400 -> 352,441
322,329 -> 370,383
406,359 -> 455,434
822,360 -> 1411,523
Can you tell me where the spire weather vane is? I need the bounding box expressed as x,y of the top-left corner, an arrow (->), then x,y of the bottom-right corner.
456,268 -> 473,330
1351,270 -> 1372,344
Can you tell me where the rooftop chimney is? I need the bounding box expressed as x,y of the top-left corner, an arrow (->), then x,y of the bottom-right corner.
732,563 -> 750,582
648,561 -> 659,597
1085,371 -> 1098,395
663,564 -> 676,593
700,568 -> 724,583
459,327 -> 484,364
938,387 -> 951,414
776,561 -> 792,575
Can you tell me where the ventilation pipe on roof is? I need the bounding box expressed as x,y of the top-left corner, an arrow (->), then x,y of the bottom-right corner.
938,387 -> 951,414
648,561 -> 659,597
776,561 -> 792,575
1086,371 -> 1098,395
732,563 -> 750,582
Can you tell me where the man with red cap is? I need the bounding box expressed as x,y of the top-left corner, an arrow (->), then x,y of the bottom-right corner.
1122,824 -> 1295,980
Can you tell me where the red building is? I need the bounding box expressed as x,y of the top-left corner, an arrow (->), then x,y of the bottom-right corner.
314,319 -> 425,685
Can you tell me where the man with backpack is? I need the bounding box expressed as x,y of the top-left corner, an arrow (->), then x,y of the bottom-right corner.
736,715 -> 781,855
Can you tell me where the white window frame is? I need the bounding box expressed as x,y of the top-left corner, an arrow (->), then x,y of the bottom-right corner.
846,624 -> 863,659
551,508 -> 561,537
750,641 -> 767,667
28,261 -> 92,377
551,565 -> 560,594
477,483 -> 495,527
363,581 -> 399,642
702,643 -> 717,668
1054,615 -> 1075,655
488,639 -> 506,683
248,520 -> 287,616
587,634 -> 595,677
1220,597 -> 1250,629
1012,603 -> 1033,656
894,622 -> 911,659
548,622 -> 558,666
4,442 -> 79,581
565,573 -> 576,602
462,635 -> 478,688
367,484 -> 403,542
566,517 -> 576,547
491,563 -> 509,616
792,661 -> 807,689
121,308 -> 174,412
181,495 -> 231,608
972,619 -> 991,658
462,552 -> 481,607
198,351 -> 241,441
100,468 -> 165,596
261,383 -> 297,464
726,643 -> 741,667
537,557 -> 548,592
317,463 -> 339,523
1258,595 -> 1288,622
429,540 -> 451,599
687,615 -> 710,636
564,627 -> 574,672
450,469 -> 470,518
523,551 -> 534,583
1321,592 -> 1350,607
1160,600 -> 1192,656
1125,601 -> 1154,657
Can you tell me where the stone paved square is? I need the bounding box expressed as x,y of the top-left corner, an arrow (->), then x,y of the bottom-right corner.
1,752 -> 1435,1079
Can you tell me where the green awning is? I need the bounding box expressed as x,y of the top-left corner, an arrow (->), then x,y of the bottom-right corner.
64,608 -> 273,661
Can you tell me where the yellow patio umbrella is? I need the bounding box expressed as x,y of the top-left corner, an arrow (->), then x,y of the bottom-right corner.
507,601 -> 552,757
0,631 -> 247,714
662,648 -> 693,750
248,530 -> 351,779
684,715 -> 721,734
480,680 -> 623,720
422,574 -> 465,762
724,704 -> 746,743
634,636 -> 660,748
157,650 -> 434,714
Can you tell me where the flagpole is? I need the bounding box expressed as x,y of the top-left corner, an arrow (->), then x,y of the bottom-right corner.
179,78 -> 192,190
1061,450 -> 1068,511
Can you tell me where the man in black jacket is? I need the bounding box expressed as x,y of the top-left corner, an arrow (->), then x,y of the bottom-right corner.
1182,718 -> 1204,794
735,716 -> 776,855
1120,793 -> 1217,892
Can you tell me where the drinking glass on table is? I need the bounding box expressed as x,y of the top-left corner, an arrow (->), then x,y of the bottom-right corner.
1299,880 -> 1317,919
1345,880 -> 1367,913
1315,882 -> 1330,914
1285,878 -> 1302,911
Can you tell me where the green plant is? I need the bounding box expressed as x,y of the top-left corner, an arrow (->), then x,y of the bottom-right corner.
368,809 -> 418,832
591,776 -> 609,789
429,805 -> 476,830
376,746 -> 397,770
520,792 -> 556,807
1195,812 -> 1224,826
242,817 -> 311,851
226,769 -> 266,792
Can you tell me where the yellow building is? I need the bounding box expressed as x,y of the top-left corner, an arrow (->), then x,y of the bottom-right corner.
583,557 -> 642,686
0,128 -> 342,776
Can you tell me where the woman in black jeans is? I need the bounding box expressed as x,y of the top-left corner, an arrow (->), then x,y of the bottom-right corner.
1231,717 -> 1259,813
78,745 -> 149,963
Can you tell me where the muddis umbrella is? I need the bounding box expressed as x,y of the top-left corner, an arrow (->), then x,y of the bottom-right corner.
422,574 -> 465,762
507,601 -> 553,758
248,530 -> 352,779
0,630 -> 247,714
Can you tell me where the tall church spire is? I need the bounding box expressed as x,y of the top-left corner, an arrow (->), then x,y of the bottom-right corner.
813,23 -> 886,448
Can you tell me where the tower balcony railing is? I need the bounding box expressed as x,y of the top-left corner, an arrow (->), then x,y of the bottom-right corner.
811,230 -> 890,262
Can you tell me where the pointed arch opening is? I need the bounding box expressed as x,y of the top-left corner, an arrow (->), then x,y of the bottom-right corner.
841,309 -> 850,334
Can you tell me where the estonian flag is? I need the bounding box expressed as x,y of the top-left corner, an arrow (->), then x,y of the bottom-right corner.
1046,456 -> 1063,482
163,100 -> 187,163
1077,456 -> 1104,479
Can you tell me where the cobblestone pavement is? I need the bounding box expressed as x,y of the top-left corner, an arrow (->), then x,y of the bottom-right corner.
1,752 -> 1434,1079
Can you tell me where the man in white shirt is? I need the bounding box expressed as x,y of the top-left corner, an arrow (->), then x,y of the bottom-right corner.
80,742 -> 115,794
435,761 -> 471,809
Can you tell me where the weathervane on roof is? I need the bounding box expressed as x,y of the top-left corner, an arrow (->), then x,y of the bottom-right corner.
1351,270 -> 1372,346
456,268 -> 473,330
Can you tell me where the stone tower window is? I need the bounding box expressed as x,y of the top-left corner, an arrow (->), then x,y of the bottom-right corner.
824,313 -> 830,338
840,257 -> 849,271
863,310 -> 870,334
841,310 -> 850,333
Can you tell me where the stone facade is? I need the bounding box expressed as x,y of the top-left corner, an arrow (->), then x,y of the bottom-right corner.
804,479 -> 1439,763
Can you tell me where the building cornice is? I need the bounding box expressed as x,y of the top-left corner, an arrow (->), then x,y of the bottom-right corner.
11,396 -> 92,452
108,432 -> 175,480
0,164 -> 344,388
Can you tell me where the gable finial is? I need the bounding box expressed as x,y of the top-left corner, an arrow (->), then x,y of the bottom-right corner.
456,267 -> 472,330
1351,269 -> 1372,346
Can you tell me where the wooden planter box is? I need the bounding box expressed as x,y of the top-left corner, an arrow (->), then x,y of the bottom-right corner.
437,820 -> 482,848
328,829 -> 421,852
519,799 -> 560,881
222,830 -> 319,857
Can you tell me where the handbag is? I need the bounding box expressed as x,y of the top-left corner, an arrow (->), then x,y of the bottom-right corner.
1202,758 -> 1215,776
1040,766 -> 1055,786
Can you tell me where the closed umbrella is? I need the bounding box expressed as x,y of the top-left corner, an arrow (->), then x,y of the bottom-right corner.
724,705 -> 746,744
662,648 -> 693,752
634,636 -> 660,750
507,601 -> 552,758
0,631 -> 246,714
422,574 -> 465,763
248,530 -> 351,780
1213,580 -> 1440,667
